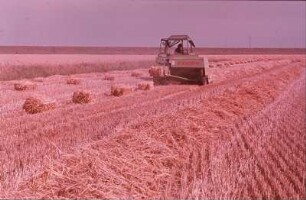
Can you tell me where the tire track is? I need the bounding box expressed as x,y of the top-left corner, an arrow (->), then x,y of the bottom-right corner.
241,116 -> 295,198
277,130 -> 305,167
272,130 -> 305,176
234,119 -> 284,199
265,144 -> 299,197
266,142 -> 303,196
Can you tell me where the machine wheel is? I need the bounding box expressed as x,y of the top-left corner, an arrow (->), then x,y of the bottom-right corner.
200,76 -> 209,85
205,75 -> 209,84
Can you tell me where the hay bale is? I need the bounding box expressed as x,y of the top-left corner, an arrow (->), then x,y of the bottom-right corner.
111,85 -> 133,97
104,74 -> 115,81
14,81 -> 37,91
131,71 -> 142,77
137,82 -> 153,91
148,66 -> 163,77
23,97 -> 55,114
72,91 -> 91,104
66,78 -> 81,85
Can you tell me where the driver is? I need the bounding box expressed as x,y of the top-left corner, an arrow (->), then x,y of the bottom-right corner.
175,43 -> 183,54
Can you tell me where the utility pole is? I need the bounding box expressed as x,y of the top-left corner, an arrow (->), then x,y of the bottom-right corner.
248,35 -> 252,48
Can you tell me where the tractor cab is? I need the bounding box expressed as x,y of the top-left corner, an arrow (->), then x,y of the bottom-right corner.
156,35 -> 196,65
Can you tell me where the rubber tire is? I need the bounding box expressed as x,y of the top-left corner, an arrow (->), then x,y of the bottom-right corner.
205,75 -> 209,84
200,76 -> 209,85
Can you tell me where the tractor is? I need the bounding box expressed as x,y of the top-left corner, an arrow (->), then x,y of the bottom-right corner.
150,35 -> 209,85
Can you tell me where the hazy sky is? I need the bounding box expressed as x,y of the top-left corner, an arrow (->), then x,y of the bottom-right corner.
0,0 -> 305,47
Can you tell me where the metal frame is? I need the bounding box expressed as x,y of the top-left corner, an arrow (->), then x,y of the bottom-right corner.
159,35 -> 195,55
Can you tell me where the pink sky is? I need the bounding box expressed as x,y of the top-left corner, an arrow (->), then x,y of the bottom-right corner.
0,0 -> 305,47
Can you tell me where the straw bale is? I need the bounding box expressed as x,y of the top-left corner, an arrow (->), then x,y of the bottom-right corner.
131,71 -> 142,77
72,91 -> 91,104
111,85 -> 133,96
148,66 -> 163,77
14,81 -> 37,91
66,78 -> 81,85
104,75 -> 115,81
23,97 -> 55,114
137,82 -> 153,91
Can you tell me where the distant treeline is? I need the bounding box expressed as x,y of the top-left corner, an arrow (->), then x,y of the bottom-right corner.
0,46 -> 305,55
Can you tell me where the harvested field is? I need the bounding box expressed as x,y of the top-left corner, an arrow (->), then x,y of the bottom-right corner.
0,54 -> 305,199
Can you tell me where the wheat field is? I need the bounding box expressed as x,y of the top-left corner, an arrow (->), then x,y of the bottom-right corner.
0,54 -> 305,199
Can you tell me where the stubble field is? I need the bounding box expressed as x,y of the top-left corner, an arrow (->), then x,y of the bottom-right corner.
0,53 -> 305,199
